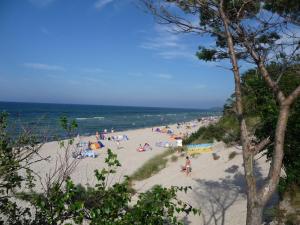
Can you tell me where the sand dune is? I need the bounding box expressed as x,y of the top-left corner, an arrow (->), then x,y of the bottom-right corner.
133,143 -> 270,225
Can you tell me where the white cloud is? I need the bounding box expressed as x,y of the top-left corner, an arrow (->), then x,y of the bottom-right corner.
140,25 -> 181,50
158,51 -> 195,60
23,63 -> 65,71
128,72 -> 173,79
82,68 -> 105,73
156,73 -> 173,79
29,0 -> 57,7
140,24 -> 196,60
94,0 -> 114,10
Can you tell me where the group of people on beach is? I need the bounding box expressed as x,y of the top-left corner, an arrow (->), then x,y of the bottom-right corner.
137,143 -> 152,152
94,124 -> 193,176
95,128 -> 115,141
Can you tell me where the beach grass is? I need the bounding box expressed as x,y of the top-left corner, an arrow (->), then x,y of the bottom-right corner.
228,151 -> 237,160
130,149 -> 174,181
170,155 -> 178,162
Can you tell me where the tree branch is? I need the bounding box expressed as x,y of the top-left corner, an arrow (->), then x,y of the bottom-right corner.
284,84 -> 300,106
252,137 -> 271,155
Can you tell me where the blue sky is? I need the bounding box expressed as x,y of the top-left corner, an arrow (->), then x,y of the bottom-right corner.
0,0 -> 236,109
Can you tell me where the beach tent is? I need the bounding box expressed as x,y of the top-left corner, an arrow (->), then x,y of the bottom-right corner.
98,141 -> 105,147
90,141 -> 105,150
187,143 -> 213,155
155,128 -> 161,132
90,143 -> 100,150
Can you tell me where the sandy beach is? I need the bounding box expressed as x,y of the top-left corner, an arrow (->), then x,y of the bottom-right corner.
28,118 -> 270,225
30,119 -> 210,189
133,143 -> 270,225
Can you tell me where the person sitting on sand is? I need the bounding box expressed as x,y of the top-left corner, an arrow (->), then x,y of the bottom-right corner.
137,144 -> 144,152
181,156 -> 191,176
143,143 -> 152,151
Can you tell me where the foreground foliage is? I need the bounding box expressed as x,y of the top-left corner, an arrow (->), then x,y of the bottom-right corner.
0,114 -> 199,224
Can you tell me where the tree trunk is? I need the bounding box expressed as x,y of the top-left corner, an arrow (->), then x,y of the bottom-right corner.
218,3 -> 261,224
246,200 -> 264,225
259,105 -> 290,205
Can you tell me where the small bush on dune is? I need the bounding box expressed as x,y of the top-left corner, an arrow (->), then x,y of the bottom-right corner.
228,151 -> 237,160
180,152 -> 185,157
183,115 -> 240,146
171,155 -> 178,162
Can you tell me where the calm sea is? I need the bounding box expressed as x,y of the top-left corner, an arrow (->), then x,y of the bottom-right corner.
0,102 -> 222,138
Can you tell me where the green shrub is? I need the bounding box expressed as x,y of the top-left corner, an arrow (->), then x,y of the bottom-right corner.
228,151 -> 237,160
183,115 -> 240,146
130,149 -> 174,181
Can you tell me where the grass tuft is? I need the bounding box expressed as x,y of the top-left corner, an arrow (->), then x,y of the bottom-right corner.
130,149 -> 174,181
170,155 -> 178,162
228,151 -> 237,160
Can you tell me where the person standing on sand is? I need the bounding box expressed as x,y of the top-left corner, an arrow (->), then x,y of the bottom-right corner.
116,140 -> 121,149
181,156 -> 191,176
95,131 -> 100,141
186,156 -> 191,176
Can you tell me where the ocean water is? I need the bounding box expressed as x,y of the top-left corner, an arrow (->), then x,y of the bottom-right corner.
0,102 -> 222,138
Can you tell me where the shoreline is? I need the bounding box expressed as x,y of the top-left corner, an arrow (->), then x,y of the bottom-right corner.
27,117 -> 217,191
76,115 -> 221,142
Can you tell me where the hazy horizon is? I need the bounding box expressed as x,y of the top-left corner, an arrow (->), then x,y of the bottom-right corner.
0,100 -> 223,111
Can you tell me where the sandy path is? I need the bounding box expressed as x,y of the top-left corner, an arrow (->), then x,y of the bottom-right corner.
133,142 -> 271,225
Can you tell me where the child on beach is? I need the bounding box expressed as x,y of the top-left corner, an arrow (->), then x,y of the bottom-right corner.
95,131 -> 100,141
